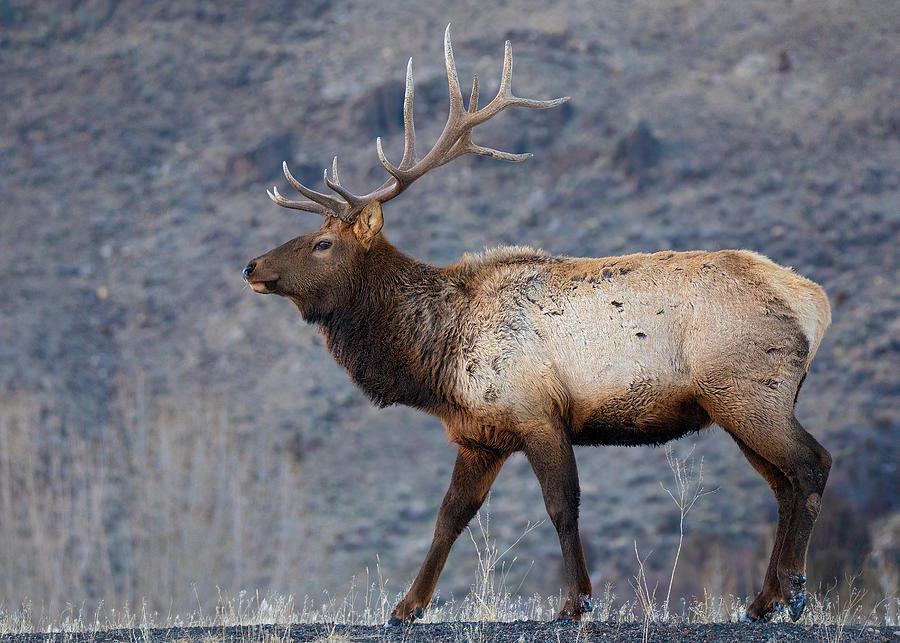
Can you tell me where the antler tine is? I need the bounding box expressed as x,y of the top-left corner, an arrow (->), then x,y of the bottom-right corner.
376,137 -> 406,185
444,24 -> 465,117
279,161 -> 364,222
467,144 -> 532,162
475,40 -> 570,124
323,158 -> 367,212
498,40 -> 513,99
398,58 -> 417,170
374,59 -> 418,184
267,185 -> 328,215
372,53 -> 432,196
283,162 -> 343,209
468,73 -> 479,114
323,168 -> 362,209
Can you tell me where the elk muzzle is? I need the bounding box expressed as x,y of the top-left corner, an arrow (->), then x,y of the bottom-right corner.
243,259 -> 279,294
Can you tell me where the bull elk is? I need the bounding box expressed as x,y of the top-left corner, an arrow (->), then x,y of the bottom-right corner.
244,26 -> 831,625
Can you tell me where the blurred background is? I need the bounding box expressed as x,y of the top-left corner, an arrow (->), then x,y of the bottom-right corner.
1,0 -> 897,619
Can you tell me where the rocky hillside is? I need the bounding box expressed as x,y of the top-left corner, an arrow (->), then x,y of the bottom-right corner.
1,0 -> 897,614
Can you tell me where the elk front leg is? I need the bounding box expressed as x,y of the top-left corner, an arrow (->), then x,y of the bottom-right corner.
388,445 -> 507,625
524,431 -> 593,621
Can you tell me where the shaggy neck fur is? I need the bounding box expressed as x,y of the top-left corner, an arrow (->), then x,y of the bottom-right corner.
318,236 -> 459,411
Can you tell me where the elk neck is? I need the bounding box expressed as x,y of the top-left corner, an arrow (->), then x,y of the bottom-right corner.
318,235 -> 461,413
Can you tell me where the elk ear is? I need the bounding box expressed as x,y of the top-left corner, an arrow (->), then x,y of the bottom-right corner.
352,200 -> 384,248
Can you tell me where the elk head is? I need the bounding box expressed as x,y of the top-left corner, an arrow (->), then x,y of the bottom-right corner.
243,25 -> 568,320
243,200 -> 385,322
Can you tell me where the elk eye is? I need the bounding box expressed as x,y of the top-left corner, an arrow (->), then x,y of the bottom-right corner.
314,240 -> 332,251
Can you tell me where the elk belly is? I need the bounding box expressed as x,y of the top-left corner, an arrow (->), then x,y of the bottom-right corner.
570,388 -> 712,447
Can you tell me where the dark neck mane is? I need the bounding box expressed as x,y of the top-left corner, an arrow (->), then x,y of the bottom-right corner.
318,238 -> 457,411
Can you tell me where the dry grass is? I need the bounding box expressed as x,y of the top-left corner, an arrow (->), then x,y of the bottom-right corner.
0,384 -> 311,617
0,388 -> 898,637
463,497 -> 543,622
1,576 -> 896,636
0,506 -> 897,636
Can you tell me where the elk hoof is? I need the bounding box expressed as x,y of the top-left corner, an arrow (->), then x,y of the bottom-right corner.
557,593 -> 592,620
789,593 -> 806,621
788,572 -> 807,621
386,605 -> 423,626
740,600 -> 783,623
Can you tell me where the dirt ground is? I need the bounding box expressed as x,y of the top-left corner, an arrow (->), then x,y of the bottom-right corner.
3,622 -> 900,643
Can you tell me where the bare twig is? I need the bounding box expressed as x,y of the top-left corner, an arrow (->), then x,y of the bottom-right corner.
630,540 -> 658,643
660,444 -> 718,619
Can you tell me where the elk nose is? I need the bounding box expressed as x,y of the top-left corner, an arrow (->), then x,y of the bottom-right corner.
242,261 -> 256,280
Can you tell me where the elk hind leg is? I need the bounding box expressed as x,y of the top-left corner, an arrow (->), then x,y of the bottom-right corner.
731,435 -> 794,622
717,411 -> 830,623
777,417 -> 831,621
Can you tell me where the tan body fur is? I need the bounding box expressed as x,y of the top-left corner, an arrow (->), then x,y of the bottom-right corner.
442,247 -> 829,451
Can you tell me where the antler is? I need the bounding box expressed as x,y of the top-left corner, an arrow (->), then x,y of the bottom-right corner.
268,24 -> 569,223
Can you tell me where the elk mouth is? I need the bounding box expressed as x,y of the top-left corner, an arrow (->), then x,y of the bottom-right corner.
249,279 -> 279,294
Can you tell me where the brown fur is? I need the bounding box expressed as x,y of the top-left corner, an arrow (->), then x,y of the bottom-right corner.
245,204 -> 831,624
